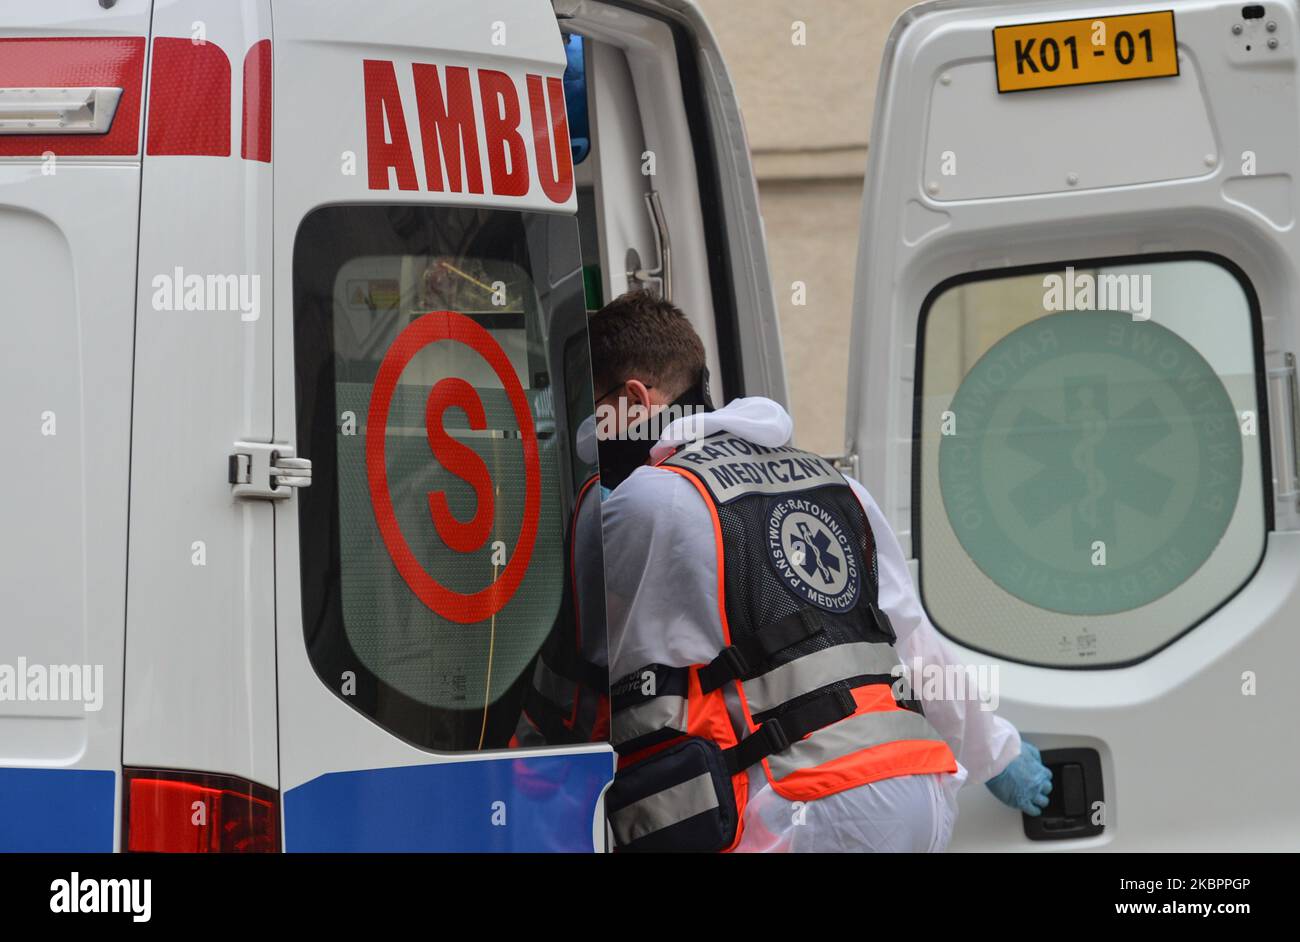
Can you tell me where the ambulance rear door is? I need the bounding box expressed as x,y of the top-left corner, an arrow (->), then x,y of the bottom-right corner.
847,0 -> 1300,849
0,0 -> 152,851
272,0 -> 614,851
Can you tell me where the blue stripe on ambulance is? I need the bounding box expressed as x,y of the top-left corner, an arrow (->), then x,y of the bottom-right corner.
0,768 -> 115,852
283,751 -> 614,852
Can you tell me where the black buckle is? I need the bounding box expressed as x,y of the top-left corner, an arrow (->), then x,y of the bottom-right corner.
759,718 -> 791,755
870,603 -> 897,644
719,644 -> 750,679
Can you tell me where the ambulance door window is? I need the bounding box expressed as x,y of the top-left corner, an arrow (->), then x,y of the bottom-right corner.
915,255 -> 1269,667
292,205 -> 605,749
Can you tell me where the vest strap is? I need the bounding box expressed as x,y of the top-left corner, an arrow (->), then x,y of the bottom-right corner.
556,653 -> 610,693
723,686 -> 857,774
611,665 -> 692,756
697,608 -> 825,694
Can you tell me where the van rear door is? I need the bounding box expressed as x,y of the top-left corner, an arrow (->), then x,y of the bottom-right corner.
119,0 -> 279,853
848,0 -> 1300,849
273,0 -> 614,851
0,0 -> 152,851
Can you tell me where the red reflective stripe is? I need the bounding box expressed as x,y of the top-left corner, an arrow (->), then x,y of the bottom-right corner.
241,39 -> 271,162
147,37 -> 231,156
0,37 -> 146,157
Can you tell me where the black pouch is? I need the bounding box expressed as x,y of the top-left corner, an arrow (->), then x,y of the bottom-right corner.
606,736 -> 739,853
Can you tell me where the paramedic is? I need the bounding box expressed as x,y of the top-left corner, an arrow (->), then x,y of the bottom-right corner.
593,290 -> 1052,852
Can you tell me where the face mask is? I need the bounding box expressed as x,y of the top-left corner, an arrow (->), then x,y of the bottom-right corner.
595,368 -> 715,490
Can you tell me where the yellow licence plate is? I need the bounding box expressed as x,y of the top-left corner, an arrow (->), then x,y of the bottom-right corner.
993,11 -> 1179,93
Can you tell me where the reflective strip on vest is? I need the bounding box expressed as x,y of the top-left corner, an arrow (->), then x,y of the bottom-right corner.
741,642 -> 900,715
612,694 -> 689,747
766,707 -> 946,780
608,772 -> 720,847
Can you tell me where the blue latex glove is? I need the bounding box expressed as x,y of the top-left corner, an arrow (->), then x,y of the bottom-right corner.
985,740 -> 1053,816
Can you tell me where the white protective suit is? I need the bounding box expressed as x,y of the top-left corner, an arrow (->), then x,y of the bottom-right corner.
601,397 -> 1021,852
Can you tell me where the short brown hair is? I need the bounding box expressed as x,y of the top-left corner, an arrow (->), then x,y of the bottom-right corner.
588,290 -> 706,400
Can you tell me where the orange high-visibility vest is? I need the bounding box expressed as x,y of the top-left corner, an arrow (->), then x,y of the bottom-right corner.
607,432 -> 956,852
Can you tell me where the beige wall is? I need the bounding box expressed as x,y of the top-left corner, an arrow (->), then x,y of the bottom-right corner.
756,178 -> 863,455
697,0 -> 917,455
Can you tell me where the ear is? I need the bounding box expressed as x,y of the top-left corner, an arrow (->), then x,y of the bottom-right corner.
624,378 -> 654,409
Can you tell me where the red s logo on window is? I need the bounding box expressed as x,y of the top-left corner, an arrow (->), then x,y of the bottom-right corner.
424,377 -> 495,553
367,311 -> 540,624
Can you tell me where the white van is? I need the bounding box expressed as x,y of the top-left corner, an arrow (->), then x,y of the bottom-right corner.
1,0 -> 1296,852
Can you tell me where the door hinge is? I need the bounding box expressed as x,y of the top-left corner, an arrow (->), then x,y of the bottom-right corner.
1268,353 -> 1300,511
228,442 -> 311,501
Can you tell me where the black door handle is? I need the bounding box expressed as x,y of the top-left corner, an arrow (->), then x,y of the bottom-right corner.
1023,747 -> 1105,841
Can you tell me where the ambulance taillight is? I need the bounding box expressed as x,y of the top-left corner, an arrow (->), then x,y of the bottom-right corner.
123,769 -> 279,853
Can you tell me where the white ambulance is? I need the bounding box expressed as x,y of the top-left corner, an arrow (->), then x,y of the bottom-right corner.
0,0 -> 1296,852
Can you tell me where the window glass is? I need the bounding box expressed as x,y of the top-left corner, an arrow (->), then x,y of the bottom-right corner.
916,256 -> 1268,666
294,205 -> 604,749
